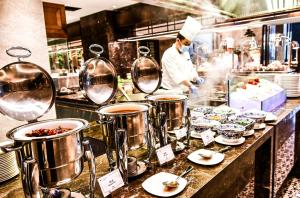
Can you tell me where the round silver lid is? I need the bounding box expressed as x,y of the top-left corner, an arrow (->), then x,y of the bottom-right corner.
131,46 -> 162,94
0,47 -> 56,122
79,44 -> 118,105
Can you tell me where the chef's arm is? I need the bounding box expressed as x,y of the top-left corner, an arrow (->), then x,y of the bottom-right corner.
180,80 -> 193,89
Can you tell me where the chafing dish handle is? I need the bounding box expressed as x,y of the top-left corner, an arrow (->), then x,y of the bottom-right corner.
83,140 -> 96,198
21,158 -> 41,198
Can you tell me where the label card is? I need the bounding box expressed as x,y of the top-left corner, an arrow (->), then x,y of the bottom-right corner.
156,144 -> 175,165
200,129 -> 215,146
175,128 -> 187,140
97,169 -> 124,197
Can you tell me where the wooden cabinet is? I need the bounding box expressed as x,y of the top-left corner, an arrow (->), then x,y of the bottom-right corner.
43,2 -> 67,38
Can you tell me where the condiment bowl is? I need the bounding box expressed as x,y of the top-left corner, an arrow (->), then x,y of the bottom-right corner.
216,124 -> 245,140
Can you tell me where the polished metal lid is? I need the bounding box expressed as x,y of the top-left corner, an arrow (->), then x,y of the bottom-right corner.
0,47 -> 56,122
131,46 -> 162,94
79,44 -> 118,105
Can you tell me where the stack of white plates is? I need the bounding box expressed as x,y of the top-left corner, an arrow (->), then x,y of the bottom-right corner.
275,74 -> 300,97
0,141 -> 19,183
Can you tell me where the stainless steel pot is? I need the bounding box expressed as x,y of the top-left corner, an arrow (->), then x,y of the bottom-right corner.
98,103 -> 151,150
147,94 -> 188,131
2,118 -> 96,198
97,103 -> 154,172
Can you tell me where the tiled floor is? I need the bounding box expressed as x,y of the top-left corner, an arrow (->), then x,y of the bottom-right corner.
276,175 -> 300,198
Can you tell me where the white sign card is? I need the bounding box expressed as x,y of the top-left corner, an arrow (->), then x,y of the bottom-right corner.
175,128 -> 187,140
200,129 -> 215,146
97,169 -> 125,197
156,144 -> 175,165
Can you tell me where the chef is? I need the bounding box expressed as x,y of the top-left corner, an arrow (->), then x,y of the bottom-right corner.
161,16 -> 204,93
223,37 -> 239,70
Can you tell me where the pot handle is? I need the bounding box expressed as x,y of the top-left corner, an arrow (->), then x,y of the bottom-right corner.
83,140 -> 96,198
89,44 -> 104,58
6,46 -> 32,61
0,142 -> 22,153
21,158 -> 41,198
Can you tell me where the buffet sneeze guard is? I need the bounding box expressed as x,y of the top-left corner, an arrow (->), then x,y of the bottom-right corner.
0,47 -> 96,198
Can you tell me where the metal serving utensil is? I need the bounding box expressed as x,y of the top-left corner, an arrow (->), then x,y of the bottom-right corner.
162,165 -> 193,188
198,146 -> 232,159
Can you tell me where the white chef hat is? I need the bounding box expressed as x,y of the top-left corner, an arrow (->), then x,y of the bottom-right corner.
225,37 -> 234,48
179,16 -> 202,41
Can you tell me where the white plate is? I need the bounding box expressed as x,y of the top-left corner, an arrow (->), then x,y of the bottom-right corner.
215,136 -> 245,146
175,142 -> 186,152
253,123 -> 266,130
188,149 -> 224,166
168,127 -> 187,135
190,131 -> 202,139
243,129 -> 255,137
190,130 -> 216,139
142,172 -> 187,197
265,113 -> 278,122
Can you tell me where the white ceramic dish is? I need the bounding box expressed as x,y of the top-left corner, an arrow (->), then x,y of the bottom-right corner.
142,172 -> 187,197
265,113 -> 278,122
253,123 -> 266,130
168,127 -> 187,135
188,149 -> 224,166
190,130 -> 216,139
243,129 -> 255,137
215,135 -> 245,146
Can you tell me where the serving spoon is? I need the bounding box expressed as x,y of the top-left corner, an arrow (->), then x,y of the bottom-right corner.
198,146 -> 232,159
162,165 -> 193,188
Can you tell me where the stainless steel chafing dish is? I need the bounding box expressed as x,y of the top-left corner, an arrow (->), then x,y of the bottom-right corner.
0,47 -> 96,198
80,45 -> 157,183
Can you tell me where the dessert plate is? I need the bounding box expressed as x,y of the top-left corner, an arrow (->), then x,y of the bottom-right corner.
142,172 -> 187,197
188,149 -> 224,166
215,135 -> 245,146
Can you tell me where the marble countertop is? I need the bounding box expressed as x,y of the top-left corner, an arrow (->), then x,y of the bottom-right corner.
1,99 -> 300,198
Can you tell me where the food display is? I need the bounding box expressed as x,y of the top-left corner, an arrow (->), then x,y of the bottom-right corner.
244,61 -> 287,72
26,126 -> 71,137
229,77 -> 286,111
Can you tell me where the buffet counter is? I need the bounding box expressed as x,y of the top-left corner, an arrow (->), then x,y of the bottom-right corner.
1,99 -> 300,198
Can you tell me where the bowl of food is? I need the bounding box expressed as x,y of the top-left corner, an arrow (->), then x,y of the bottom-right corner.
192,118 -> 220,131
213,106 -> 238,117
204,113 -> 227,123
232,117 -> 255,131
192,106 -> 214,115
243,110 -> 267,123
216,124 -> 245,140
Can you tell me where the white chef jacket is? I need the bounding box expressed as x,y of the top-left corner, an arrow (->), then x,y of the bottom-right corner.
161,44 -> 198,91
